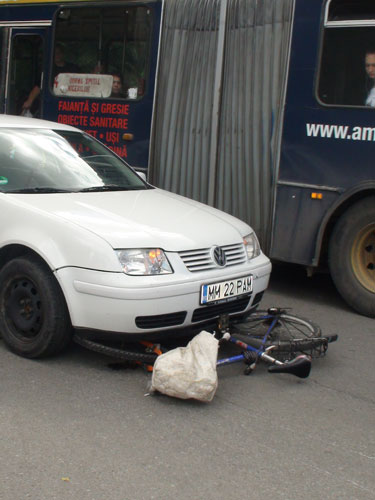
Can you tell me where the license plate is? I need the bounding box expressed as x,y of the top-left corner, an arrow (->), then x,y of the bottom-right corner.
200,275 -> 253,304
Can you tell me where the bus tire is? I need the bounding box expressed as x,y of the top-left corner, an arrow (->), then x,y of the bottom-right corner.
328,197 -> 375,317
0,256 -> 72,358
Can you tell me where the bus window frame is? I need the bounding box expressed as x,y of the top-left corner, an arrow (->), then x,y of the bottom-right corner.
6,27 -> 47,116
324,0 -> 375,26
49,2 -> 154,102
315,0 -> 375,109
0,27 -> 11,113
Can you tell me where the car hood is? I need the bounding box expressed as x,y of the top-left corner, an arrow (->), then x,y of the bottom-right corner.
13,188 -> 251,250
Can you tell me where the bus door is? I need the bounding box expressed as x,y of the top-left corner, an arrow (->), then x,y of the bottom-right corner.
6,28 -> 47,117
42,2 -> 162,170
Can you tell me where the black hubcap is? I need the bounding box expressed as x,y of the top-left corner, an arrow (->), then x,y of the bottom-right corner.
7,278 -> 42,338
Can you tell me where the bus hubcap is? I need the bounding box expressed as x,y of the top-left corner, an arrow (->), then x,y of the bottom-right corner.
351,223 -> 375,293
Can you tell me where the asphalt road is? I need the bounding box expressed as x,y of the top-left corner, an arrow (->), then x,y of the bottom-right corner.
0,264 -> 374,500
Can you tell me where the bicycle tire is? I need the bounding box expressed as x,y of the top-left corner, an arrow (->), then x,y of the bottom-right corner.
231,310 -> 332,360
73,335 -> 158,364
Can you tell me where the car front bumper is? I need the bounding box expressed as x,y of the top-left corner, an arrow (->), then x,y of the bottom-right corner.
56,255 -> 272,337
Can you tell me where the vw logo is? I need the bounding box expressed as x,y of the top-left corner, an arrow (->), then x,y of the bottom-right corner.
212,246 -> 227,267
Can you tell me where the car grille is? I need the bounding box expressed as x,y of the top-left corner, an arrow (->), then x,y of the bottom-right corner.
178,243 -> 247,272
192,295 -> 251,322
135,311 -> 187,329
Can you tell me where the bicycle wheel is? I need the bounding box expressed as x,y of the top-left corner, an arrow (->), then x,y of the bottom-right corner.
73,335 -> 158,365
231,310 -> 335,360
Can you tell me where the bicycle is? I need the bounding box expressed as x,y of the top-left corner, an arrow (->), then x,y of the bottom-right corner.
215,308 -> 337,378
73,307 -> 338,379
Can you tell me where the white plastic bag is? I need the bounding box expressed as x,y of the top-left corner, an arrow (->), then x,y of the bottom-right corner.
20,109 -> 33,118
150,331 -> 219,402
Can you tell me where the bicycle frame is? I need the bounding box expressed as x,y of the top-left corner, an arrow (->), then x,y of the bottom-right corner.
216,313 -> 312,379
217,332 -> 311,378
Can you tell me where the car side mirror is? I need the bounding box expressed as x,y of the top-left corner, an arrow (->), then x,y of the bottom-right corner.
137,171 -> 147,183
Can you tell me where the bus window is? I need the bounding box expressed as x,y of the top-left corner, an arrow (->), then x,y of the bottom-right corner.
326,0 -> 375,21
318,0 -> 375,107
53,5 -> 152,100
8,34 -> 43,116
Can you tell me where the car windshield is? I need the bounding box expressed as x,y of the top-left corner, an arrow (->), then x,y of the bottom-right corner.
0,128 -> 149,193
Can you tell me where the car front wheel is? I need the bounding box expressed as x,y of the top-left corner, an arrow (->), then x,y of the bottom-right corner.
0,256 -> 71,358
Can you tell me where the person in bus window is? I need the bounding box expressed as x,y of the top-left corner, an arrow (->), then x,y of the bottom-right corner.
22,43 -> 79,113
93,62 -> 104,74
52,43 -> 79,80
111,74 -> 124,98
365,48 -> 375,107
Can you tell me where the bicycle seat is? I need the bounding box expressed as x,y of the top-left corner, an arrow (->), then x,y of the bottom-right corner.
268,355 -> 311,379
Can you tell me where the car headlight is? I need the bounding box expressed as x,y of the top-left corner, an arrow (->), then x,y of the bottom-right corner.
243,233 -> 261,260
116,249 -> 173,275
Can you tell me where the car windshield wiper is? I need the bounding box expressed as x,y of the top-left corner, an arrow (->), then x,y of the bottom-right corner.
5,187 -> 73,194
76,185 -> 146,192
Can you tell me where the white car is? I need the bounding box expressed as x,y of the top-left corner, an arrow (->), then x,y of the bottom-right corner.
0,115 -> 271,358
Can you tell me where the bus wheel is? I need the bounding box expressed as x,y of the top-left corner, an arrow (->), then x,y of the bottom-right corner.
329,197 -> 375,317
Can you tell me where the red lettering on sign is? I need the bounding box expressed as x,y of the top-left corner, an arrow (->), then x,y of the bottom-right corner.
100,103 -> 129,115
57,99 -> 130,156
108,144 -> 127,158
57,114 -> 88,127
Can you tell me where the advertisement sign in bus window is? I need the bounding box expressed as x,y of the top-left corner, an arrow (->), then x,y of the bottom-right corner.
54,73 -> 113,98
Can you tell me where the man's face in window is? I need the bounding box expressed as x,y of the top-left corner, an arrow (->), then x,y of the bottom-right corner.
112,76 -> 122,95
365,53 -> 375,80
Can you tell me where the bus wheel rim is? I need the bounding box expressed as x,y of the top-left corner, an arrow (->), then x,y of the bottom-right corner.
351,223 -> 375,293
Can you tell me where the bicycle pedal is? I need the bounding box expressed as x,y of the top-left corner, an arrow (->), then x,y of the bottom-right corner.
244,364 -> 255,375
140,341 -> 163,356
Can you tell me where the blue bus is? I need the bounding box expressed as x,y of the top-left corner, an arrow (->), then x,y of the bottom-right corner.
149,0 -> 375,318
0,0 -> 374,317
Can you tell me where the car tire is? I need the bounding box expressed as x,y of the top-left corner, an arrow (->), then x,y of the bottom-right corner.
0,256 -> 72,358
328,197 -> 375,318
